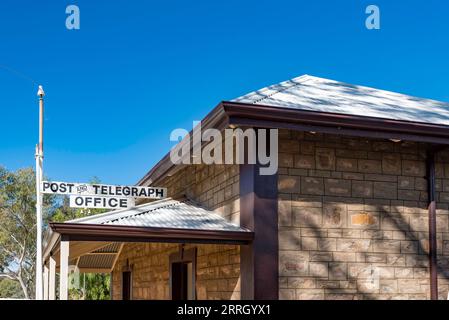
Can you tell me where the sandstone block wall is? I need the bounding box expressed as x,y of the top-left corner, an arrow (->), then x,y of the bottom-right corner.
112,243 -> 240,300
112,163 -> 241,300
278,129 -> 449,300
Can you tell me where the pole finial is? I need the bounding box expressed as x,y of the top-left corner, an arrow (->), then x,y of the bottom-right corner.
37,85 -> 45,97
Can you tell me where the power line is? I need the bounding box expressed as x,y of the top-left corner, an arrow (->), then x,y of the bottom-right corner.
0,64 -> 39,86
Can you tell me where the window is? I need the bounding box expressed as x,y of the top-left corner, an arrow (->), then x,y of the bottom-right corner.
170,247 -> 196,300
122,271 -> 132,300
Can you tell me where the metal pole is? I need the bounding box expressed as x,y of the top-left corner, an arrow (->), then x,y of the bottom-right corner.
35,85 -> 45,300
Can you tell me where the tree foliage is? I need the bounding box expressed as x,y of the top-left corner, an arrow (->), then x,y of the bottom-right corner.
0,168 -> 110,300
0,278 -> 24,299
0,166 -> 56,299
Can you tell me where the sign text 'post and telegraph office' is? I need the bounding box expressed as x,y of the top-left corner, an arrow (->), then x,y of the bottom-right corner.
41,181 -> 167,210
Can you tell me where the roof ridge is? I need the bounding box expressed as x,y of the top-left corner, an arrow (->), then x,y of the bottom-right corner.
250,74 -> 315,104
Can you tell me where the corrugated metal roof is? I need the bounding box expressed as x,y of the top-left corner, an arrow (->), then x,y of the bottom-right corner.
77,254 -> 116,270
233,75 -> 449,126
68,198 -> 249,233
92,242 -> 121,253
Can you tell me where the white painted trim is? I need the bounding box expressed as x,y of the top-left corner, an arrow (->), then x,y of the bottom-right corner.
49,256 -> 56,300
60,241 -> 69,300
43,265 -> 49,300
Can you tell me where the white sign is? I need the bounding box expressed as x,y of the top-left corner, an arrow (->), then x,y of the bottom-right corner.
41,181 -> 167,199
69,195 -> 135,210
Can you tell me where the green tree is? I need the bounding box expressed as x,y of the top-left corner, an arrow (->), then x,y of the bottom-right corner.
68,273 -> 111,300
0,169 -> 111,300
0,278 -> 24,299
0,166 -> 56,299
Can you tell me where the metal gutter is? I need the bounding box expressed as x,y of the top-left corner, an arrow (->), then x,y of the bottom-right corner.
223,101 -> 449,143
50,222 -> 254,245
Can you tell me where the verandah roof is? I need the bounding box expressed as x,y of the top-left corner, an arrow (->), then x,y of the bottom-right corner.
65,198 -> 247,232
44,198 -> 252,272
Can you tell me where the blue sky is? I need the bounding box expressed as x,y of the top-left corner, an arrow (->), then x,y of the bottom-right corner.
1,0 -> 448,185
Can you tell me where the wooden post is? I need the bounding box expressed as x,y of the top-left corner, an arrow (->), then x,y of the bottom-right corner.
60,240 -> 70,300
49,256 -> 56,300
239,129 -> 279,300
43,264 -> 49,300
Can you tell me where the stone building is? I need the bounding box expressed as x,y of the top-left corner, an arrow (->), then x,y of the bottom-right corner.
43,75 -> 449,300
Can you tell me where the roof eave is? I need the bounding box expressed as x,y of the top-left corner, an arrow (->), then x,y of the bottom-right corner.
223,101 -> 449,145
50,222 -> 254,245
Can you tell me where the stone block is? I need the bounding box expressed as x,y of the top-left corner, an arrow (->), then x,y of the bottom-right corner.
373,182 -> 398,200
349,212 -> 379,229
279,153 -> 294,168
310,251 -> 333,262
279,289 -> 296,300
357,280 -> 380,293
288,277 -> 316,289
409,215 -> 428,232
398,190 -> 420,201
382,153 -> 402,175
398,279 -> 424,294
309,262 -> 329,278
398,176 -> 414,190
323,203 -> 347,228
279,229 -> 301,250
372,240 -> 401,253
333,252 -> 356,262
278,175 -> 300,193
297,289 -> 324,300
329,262 -> 347,280
394,267 -> 414,279
301,237 -> 318,250
387,254 -> 406,266
402,160 -> 426,177
352,181 -> 373,198
300,141 -> 315,155
400,241 -> 419,254
348,264 -> 377,279
294,154 -> 315,169
317,238 -> 337,251
279,251 -> 309,276
380,280 -> 397,293
358,159 -> 382,174
337,239 -> 372,252
325,179 -> 351,197
316,148 -> 336,170
280,139 -> 300,153
278,196 -> 292,226
301,177 -> 324,195
365,253 -> 387,263
317,280 -> 340,289
373,141 -> 395,152
336,158 -> 358,172
293,207 -> 322,227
